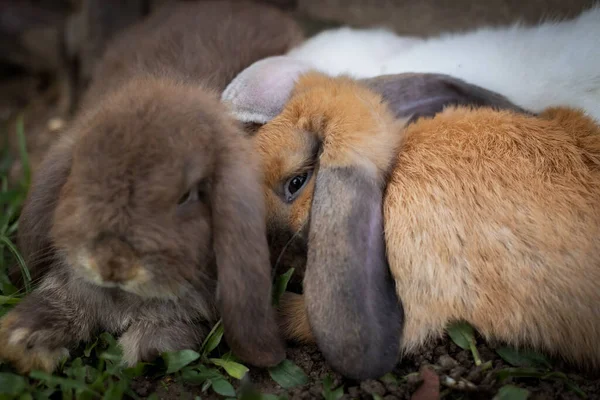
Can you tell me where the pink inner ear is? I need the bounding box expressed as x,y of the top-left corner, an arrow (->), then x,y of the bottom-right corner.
221,56 -> 316,124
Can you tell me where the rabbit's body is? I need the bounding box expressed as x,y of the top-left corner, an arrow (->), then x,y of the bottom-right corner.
287,6 -> 600,121
222,65 -> 600,379
384,106 -> 600,362
0,1 -> 303,374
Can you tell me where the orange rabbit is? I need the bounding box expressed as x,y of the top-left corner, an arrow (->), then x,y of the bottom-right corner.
222,57 -> 600,380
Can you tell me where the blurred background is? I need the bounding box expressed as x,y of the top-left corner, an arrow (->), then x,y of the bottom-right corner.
0,0 -> 596,183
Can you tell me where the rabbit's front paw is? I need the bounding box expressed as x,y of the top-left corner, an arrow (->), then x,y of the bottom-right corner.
0,311 -> 69,373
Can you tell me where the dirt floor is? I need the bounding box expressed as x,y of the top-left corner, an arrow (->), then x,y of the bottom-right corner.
125,338 -> 600,399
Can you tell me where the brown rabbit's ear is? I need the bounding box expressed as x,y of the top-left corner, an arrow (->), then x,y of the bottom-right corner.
303,165 -> 404,380
14,137 -> 74,285
221,56 -> 315,125
212,136 -> 286,368
361,73 -> 533,123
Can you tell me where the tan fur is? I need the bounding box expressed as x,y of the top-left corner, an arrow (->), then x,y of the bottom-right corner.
278,292 -> 315,344
257,72 -> 600,369
256,72 -> 406,232
0,315 -> 69,374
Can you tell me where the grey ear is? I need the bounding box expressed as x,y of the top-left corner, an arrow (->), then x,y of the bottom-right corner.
361,73 -> 533,123
221,56 -> 315,125
303,164 -> 404,381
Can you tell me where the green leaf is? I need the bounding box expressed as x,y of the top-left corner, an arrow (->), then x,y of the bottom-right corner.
447,321 -> 474,350
496,347 -> 552,369
0,373 -> 26,395
201,321 -> 224,356
272,268 -> 295,306
494,367 -> 587,397
84,338 -> 99,357
64,358 -> 87,382
322,375 -> 344,400
446,321 -> 482,365
372,396 -> 383,400
163,349 -> 201,374
209,358 -> 249,380
493,385 -> 530,400
380,372 -> 398,386
29,371 -> 96,394
211,377 -> 236,397
103,380 -> 127,400
19,393 -> 33,400
123,362 -> 149,378
268,359 -> 309,389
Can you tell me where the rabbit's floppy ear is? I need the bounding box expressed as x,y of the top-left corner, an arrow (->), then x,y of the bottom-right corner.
304,165 -> 404,380
14,136 -> 75,285
212,134 -> 286,367
289,74 -> 405,380
221,56 -> 315,125
361,72 -> 533,122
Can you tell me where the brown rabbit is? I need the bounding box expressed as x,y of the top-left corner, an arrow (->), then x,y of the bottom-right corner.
221,57 -> 600,380
0,1 -> 303,374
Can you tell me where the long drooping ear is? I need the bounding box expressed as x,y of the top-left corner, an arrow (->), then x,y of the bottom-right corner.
303,166 -> 404,380
221,56 -> 315,125
13,136 -> 75,287
212,134 -> 286,368
361,72 -> 533,123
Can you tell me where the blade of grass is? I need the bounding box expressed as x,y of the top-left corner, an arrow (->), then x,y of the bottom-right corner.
0,236 -> 30,292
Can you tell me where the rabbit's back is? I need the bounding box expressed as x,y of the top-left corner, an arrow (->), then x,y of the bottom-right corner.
381,6 -> 600,121
384,106 -> 600,365
81,0 -> 303,107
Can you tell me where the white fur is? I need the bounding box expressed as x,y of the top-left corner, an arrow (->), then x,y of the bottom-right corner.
287,6 -> 600,121
286,27 -> 423,79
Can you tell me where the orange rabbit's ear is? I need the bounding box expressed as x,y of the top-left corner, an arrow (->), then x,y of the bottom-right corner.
362,73 -> 532,123
221,56 -> 315,125
212,134 -> 286,367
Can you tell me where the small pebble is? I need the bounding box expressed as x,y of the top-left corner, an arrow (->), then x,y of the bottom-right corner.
348,386 -> 360,398
437,355 -> 458,371
48,117 -> 65,131
449,366 -> 467,380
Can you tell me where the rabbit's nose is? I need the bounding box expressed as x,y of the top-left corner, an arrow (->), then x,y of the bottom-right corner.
92,233 -> 140,283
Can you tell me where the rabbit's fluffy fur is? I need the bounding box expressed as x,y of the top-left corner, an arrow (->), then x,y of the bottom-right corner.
287,5 -> 600,121
0,0 -> 302,374
255,72 -> 600,378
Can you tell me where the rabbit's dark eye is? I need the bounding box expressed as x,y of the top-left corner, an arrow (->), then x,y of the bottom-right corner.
284,171 -> 312,203
178,181 -> 208,206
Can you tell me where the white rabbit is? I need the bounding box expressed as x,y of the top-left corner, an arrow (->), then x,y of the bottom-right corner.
286,27 -> 423,78
286,5 -> 600,121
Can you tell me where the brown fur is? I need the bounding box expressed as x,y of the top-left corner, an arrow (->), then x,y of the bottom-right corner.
1,1 -> 303,373
255,72 -> 600,378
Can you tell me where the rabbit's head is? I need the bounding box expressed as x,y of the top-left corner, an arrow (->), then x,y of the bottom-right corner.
222,56 -> 531,379
18,76 -> 285,367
